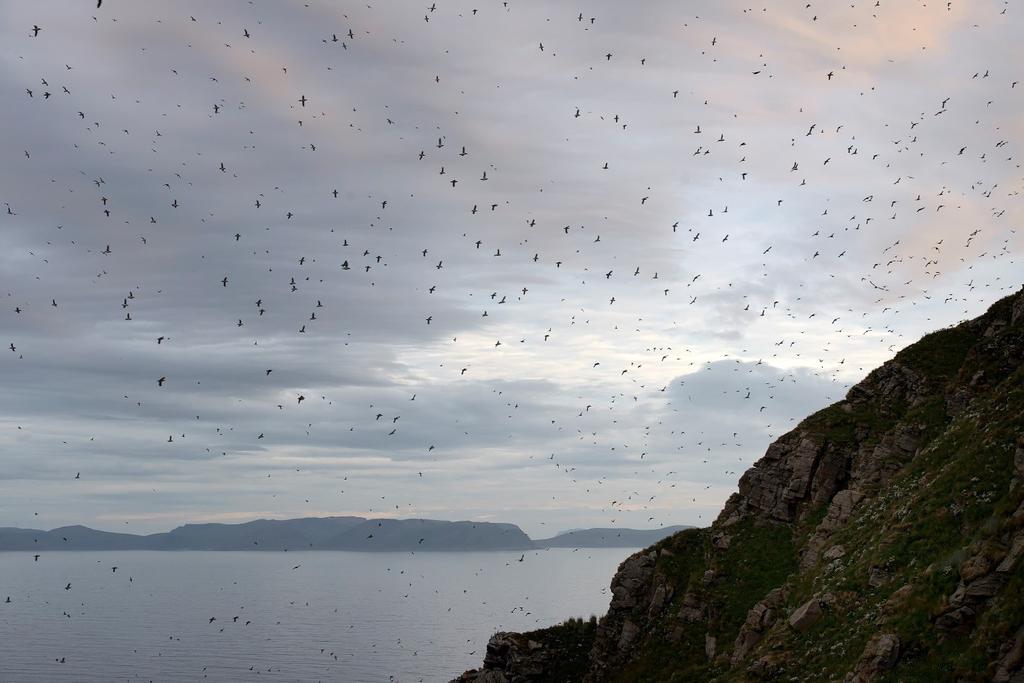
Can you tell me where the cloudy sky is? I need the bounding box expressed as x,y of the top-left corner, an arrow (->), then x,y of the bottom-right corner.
0,0 -> 1020,537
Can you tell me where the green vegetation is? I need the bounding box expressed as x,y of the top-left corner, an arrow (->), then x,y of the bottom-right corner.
520,616 -> 599,682
604,522 -> 798,682
895,322 -> 977,379
710,521 -> 797,642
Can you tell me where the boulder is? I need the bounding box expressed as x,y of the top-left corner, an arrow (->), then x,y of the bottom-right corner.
677,591 -> 703,623
617,619 -> 639,652
704,633 -> 717,660
997,535 -> 1024,574
959,554 -> 992,582
934,605 -> 976,632
455,671 -> 508,683
711,532 -> 731,549
731,588 -> 786,664
823,544 -> 846,561
961,573 -> 1005,601
993,626 -> 1024,683
867,565 -> 890,588
747,653 -> 787,679
787,597 -> 823,632
880,584 -> 913,617
845,633 -> 899,682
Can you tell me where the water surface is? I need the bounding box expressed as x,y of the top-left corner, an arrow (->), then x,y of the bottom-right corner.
0,548 -> 632,682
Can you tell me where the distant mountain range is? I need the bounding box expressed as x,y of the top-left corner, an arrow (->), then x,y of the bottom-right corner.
0,517 -> 690,552
533,527 -> 691,548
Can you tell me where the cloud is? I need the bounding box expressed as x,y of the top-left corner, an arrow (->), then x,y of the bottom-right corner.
0,0 -> 1020,536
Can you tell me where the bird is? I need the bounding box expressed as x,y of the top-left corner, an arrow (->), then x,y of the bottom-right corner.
0,4 -> 1015,653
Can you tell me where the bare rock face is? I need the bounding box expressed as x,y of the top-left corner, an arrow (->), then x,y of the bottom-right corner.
732,587 -> 787,664
722,435 -> 826,524
825,490 -> 865,529
993,626 -> 1024,683
822,544 -> 846,561
997,534 -> 1024,574
456,671 -> 508,683
880,584 -> 913,617
802,489 -> 865,568
1014,435 -> 1024,482
704,633 -> 717,660
453,633 -> 541,683
935,604 -> 978,633
845,633 -> 900,682
1013,293 -> 1024,326
847,358 -> 928,408
849,424 -> 922,489
585,549 -> 666,680
722,357 -> 931,541
608,551 -> 657,611
936,537 -> 1011,636
747,652 -> 787,679
867,564 -> 890,588
456,626 -> 598,683
959,554 -> 993,583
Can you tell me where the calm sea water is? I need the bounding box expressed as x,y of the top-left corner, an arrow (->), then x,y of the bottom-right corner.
0,548 -> 633,682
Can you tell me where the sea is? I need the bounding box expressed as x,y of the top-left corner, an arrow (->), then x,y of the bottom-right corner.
0,548 -> 633,682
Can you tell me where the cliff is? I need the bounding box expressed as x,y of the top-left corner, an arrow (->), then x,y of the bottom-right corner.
456,287 -> 1024,682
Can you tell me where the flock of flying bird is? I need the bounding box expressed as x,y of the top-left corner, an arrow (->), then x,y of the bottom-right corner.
2,0 -> 1022,679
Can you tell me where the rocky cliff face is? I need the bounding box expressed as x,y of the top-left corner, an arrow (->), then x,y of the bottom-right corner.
457,287 -> 1024,682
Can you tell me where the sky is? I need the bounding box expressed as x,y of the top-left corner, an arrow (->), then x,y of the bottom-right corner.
0,0 -> 1020,538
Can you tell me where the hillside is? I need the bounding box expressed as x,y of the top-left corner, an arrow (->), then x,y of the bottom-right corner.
0,516 -> 368,551
326,518 -> 534,551
456,287 -> 1024,682
153,516 -> 366,550
535,527 -> 692,549
0,518 -> 675,552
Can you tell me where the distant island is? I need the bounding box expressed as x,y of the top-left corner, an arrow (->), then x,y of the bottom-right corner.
0,517 -> 690,552
533,527 -> 691,548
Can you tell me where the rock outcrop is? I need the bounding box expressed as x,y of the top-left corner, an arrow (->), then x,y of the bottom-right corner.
786,596 -> 823,632
456,287 -> 1024,682
456,618 -> 599,683
846,633 -> 900,682
454,633 -> 550,683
